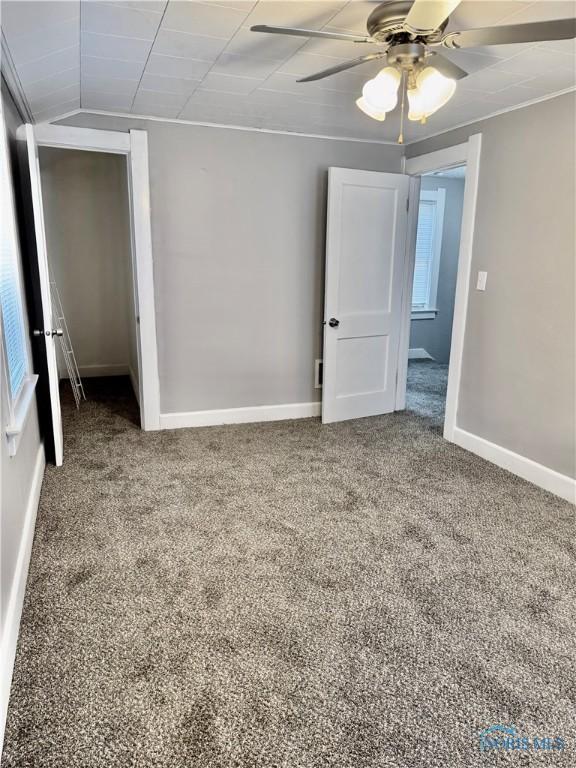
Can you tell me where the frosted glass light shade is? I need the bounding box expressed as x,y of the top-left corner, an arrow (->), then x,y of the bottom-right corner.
356,97 -> 387,121
408,66 -> 456,121
418,66 -> 456,111
407,87 -> 427,122
361,67 -> 401,113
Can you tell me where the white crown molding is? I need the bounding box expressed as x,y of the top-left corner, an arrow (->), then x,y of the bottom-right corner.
1,32 -> 33,122
406,86 -> 576,147
36,107 -> 85,127
44,86 -> 576,147
48,107 -> 400,145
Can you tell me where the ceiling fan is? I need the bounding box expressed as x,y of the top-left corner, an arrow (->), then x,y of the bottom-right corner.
251,0 -> 576,139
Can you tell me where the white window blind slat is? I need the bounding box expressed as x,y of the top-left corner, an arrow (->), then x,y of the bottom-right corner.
412,199 -> 437,308
412,188 -> 445,312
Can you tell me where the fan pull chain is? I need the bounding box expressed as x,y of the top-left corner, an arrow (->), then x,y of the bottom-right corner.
398,70 -> 406,145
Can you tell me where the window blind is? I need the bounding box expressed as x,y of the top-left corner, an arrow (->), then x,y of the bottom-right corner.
0,116 -> 28,399
412,198 -> 437,309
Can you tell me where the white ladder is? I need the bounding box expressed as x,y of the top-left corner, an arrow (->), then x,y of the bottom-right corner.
50,280 -> 86,409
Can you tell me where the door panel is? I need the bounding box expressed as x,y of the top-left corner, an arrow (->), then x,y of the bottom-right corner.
338,185 -> 398,314
322,167 -> 410,424
22,124 -> 63,465
12,122 -> 55,462
336,336 -> 389,397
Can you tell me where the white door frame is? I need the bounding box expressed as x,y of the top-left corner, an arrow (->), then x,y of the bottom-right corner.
31,123 -> 161,430
395,174 -> 421,415
400,133 -> 482,442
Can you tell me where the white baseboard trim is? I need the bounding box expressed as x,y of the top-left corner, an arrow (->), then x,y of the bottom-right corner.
0,444 -> 45,754
160,401 -> 322,430
75,364 -> 130,378
60,364 -> 130,379
452,427 -> 575,504
408,348 -> 434,360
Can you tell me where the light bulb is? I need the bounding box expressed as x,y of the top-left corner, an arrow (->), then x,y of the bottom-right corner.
361,67 -> 401,114
407,87 -> 427,123
356,97 -> 387,121
413,66 -> 456,118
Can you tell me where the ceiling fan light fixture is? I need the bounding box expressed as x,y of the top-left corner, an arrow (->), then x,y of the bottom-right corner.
408,66 -> 457,120
361,66 -> 401,114
407,86 -> 427,123
251,1 -> 576,135
356,96 -> 387,121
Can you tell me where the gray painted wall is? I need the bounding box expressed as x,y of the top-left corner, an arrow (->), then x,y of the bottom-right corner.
409,176 -> 465,363
407,92 -> 576,477
151,126 -> 402,413
60,97 -> 575,479
38,148 -> 136,382
58,113 -> 403,413
0,84 -> 43,632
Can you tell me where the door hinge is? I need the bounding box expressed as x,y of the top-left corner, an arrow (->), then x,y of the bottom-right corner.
406,197 -> 410,212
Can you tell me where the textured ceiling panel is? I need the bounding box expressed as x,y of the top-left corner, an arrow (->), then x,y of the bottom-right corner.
1,0 -> 574,142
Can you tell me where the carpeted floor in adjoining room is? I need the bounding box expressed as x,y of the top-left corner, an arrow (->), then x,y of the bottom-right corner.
2,377 -> 575,768
405,358 -> 449,424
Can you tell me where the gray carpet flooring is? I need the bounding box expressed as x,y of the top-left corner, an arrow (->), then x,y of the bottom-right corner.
405,359 -> 448,424
3,377 -> 575,768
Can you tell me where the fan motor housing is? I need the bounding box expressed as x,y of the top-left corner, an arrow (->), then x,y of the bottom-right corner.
367,1 -> 450,42
387,42 -> 427,67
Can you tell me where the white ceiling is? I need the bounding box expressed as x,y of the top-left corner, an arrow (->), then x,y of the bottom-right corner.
1,0 -> 575,143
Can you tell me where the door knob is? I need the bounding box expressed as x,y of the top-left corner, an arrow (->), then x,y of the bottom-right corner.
34,329 -> 63,337
328,318 -> 339,328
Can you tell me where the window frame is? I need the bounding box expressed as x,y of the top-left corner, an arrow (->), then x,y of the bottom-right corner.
0,102 -> 38,457
411,188 -> 446,321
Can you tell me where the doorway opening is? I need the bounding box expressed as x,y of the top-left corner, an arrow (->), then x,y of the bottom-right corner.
406,164 -> 466,428
37,147 -> 141,435
21,123 -> 160,465
321,137 -> 481,436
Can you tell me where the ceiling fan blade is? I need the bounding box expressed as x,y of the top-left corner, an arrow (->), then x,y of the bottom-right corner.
250,25 -> 373,43
428,52 -> 468,80
404,0 -> 463,36
297,51 -> 388,83
442,18 -> 576,49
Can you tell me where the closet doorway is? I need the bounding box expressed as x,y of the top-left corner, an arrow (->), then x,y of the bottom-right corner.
40,146 -> 140,432
19,124 -> 160,465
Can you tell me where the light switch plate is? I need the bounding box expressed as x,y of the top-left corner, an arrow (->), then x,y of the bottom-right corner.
476,271 -> 488,291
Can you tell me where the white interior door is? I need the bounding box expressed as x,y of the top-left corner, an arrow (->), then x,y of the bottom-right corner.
322,167 -> 411,424
24,124 -> 63,465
